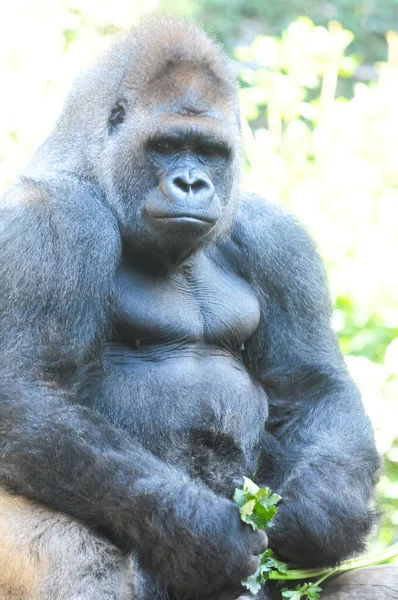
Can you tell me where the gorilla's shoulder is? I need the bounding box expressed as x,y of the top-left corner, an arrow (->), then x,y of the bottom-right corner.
230,192 -> 328,294
0,176 -> 120,293
233,192 -> 318,260
0,176 -> 120,258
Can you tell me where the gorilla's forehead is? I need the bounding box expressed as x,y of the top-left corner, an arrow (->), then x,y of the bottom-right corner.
113,18 -> 238,115
147,87 -> 229,120
125,59 -> 236,116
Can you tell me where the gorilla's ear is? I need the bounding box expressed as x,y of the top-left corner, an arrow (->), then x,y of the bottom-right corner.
108,102 -> 126,132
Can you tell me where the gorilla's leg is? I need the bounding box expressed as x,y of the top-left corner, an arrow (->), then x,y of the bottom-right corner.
0,488 -> 136,600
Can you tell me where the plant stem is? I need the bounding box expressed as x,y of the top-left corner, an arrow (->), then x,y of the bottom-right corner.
269,542 -> 398,581
313,568 -> 338,587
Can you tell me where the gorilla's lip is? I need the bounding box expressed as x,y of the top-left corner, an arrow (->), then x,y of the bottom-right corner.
150,213 -> 216,225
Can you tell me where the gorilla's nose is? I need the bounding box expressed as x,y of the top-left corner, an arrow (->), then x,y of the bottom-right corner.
165,169 -> 215,206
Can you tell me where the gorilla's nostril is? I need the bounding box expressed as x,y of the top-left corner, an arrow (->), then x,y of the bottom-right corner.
191,179 -> 208,192
173,177 -> 190,194
166,171 -> 215,203
173,177 -> 208,194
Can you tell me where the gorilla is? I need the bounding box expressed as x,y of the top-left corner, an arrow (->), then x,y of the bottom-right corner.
0,16 -> 380,600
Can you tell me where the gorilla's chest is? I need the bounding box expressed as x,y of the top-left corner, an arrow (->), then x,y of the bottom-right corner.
114,251 -> 260,350
96,251 -> 267,494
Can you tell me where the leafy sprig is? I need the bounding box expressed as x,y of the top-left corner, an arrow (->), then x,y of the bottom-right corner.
234,477 -> 298,596
281,583 -> 322,600
241,548 -> 288,595
233,476 -> 281,531
234,477 -> 398,600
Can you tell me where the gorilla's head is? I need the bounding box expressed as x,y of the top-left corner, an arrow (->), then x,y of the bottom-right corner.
47,18 -> 242,271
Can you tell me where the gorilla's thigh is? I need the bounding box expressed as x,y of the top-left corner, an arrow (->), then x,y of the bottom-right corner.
0,488 -> 135,600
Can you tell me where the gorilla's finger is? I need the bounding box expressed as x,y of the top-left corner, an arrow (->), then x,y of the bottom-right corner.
252,530 -> 268,555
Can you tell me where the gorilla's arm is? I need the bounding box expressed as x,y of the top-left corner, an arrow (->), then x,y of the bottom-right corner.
0,179 -> 265,597
0,177 -> 159,549
232,194 -> 380,567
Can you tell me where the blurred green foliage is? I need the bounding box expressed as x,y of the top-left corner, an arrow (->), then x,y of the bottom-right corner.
161,0 -> 397,64
0,0 -> 397,551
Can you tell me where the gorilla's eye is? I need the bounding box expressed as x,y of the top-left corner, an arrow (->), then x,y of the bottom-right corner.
197,145 -> 216,157
149,139 -> 178,154
197,143 -> 231,161
108,103 -> 126,131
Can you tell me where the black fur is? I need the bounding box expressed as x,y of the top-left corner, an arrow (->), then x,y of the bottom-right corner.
0,16 -> 380,600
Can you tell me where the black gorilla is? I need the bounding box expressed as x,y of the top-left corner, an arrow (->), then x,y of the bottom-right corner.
0,16 -> 380,600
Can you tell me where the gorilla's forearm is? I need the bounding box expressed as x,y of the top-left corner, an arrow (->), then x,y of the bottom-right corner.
0,379 -> 191,550
262,370 -> 380,567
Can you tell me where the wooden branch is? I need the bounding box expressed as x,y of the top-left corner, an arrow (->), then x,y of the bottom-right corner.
321,564 -> 398,599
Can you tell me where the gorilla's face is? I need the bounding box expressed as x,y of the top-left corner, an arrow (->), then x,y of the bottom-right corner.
143,120 -> 232,239
100,64 -> 241,271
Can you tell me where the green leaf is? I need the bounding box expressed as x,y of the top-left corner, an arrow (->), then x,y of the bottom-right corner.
282,583 -> 322,600
242,568 -> 263,595
268,493 -> 282,505
305,584 -> 322,600
281,590 -> 302,600
233,488 -> 245,507
242,549 -> 289,592
242,510 -> 268,530
243,476 -> 260,494
235,478 -> 281,530
260,549 -> 288,574
240,499 -> 256,517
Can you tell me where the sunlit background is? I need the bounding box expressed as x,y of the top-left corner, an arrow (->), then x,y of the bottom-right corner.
1,0 -> 398,551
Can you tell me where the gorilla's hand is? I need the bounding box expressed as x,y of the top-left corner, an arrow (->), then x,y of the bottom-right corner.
133,478 -> 267,598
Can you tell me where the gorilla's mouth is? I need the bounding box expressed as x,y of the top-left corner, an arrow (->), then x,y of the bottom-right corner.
148,212 -> 217,236
148,209 -> 217,230
151,211 -> 215,224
